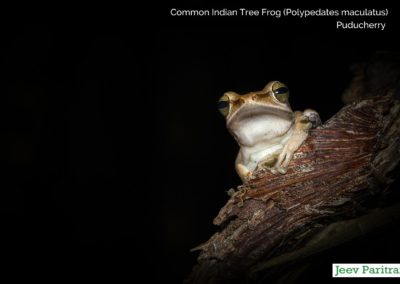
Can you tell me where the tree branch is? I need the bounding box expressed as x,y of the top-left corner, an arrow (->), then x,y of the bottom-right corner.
187,52 -> 400,284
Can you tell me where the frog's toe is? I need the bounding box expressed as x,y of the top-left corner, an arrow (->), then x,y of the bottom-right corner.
243,171 -> 254,182
270,168 -> 279,175
277,167 -> 287,174
303,109 -> 321,127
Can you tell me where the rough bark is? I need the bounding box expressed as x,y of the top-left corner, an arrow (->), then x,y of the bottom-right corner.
187,52 -> 400,284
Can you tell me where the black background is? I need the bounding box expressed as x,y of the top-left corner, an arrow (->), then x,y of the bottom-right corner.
3,7 -> 400,283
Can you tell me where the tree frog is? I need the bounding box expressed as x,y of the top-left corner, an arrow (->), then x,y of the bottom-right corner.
218,81 -> 320,182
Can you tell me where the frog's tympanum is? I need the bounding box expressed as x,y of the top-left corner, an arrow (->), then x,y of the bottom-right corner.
218,81 -> 320,182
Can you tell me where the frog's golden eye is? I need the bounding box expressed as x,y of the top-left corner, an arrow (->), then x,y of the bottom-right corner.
217,95 -> 230,117
272,82 -> 289,104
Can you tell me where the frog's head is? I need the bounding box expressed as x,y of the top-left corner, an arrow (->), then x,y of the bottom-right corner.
218,81 -> 294,146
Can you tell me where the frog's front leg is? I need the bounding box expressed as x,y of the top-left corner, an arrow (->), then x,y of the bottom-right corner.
273,109 -> 321,174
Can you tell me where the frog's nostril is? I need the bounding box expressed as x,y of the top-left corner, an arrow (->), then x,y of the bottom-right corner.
255,92 -> 268,99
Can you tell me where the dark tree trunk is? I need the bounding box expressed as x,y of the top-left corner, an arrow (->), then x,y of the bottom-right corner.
187,52 -> 400,284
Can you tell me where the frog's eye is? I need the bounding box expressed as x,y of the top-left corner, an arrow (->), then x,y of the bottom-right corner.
217,95 -> 230,117
272,82 -> 289,104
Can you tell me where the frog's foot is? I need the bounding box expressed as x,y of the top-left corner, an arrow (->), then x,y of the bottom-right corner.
244,171 -> 254,182
270,167 -> 281,175
256,156 -> 277,171
256,155 -> 282,175
272,144 -> 294,175
240,171 -> 256,184
272,165 -> 288,174
303,109 -> 321,128
236,163 -> 254,183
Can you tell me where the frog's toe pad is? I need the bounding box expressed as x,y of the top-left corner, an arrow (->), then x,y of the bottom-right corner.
270,168 -> 279,175
303,110 -> 321,127
243,172 -> 254,182
276,167 -> 287,174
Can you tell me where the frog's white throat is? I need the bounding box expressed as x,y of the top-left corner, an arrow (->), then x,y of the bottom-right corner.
228,108 -> 294,148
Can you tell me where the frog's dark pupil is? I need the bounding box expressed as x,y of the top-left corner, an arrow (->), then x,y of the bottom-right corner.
218,101 -> 229,109
274,87 -> 288,94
